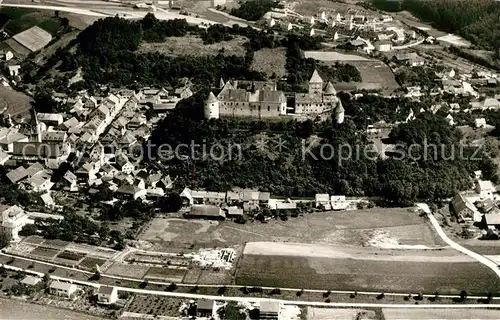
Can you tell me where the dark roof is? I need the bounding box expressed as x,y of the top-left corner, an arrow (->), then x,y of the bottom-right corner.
12,142 -> 64,158
197,299 -> 214,311
98,285 -> 115,295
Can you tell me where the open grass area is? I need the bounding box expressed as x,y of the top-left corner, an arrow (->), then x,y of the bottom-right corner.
56,251 -> 86,262
140,208 -> 442,250
235,243 -> 500,295
0,86 -> 32,119
138,35 -> 247,57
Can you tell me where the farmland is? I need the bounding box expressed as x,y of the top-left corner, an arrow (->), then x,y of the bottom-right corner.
139,208 -> 442,250
382,308 -> 500,319
235,242 -> 500,295
138,35 -> 247,57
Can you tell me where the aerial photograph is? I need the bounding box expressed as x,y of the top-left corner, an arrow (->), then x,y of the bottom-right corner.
0,0 -> 499,319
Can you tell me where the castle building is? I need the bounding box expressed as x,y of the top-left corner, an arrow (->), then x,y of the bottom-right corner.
204,70 -> 344,124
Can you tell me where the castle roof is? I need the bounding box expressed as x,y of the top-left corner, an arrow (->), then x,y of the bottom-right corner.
324,82 -> 336,95
310,69 -> 323,83
219,78 -> 225,88
206,91 -> 218,103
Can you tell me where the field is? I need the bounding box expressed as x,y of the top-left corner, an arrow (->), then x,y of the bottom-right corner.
0,7 -> 61,35
336,60 -> 400,92
138,35 -> 247,57
382,308 -> 500,320
0,86 -> 32,119
144,267 -> 186,282
304,51 -> 371,62
125,295 -> 182,317
0,298 -> 105,320
105,262 -> 150,279
307,307 -> 376,320
235,242 -> 500,295
139,208 -> 442,250
29,246 -> 59,259
251,47 -> 287,79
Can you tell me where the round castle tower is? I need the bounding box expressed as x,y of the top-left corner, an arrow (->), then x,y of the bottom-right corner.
204,91 -> 220,120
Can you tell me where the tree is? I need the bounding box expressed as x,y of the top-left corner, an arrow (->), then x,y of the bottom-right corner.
460,290 -> 468,301
161,193 -> 182,212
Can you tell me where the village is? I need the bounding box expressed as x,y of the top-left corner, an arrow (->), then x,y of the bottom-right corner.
0,0 -> 499,319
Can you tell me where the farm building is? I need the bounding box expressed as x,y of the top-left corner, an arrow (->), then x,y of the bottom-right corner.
4,26 -> 52,56
185,205 -> 226,220
482,214 -> 500,230
451,193 -> 480,222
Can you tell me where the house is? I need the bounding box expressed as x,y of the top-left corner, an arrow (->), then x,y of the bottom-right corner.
40,192 -> 55,207
0,149 -> 11,165
117,180 -> 147,200
0,205 -> 29,242
0,130 -> 28,152
482,214 -> 500,230
375,40 -> 392,52
315,194 -> 331,210
115,153 -> 134,174
21,275 -> 42,286
139,87 -> 170,105
226,206 -> 244,217
49,281 -> 78,299
41,131 -> 67,143
174,86 -> 193,100
63,171 -> 78,191
274,202 -> 297,210
197,299 -> 216,318
259,300 -> 280,320
12,142 -> 69,163
61,117 -> 79,131
475,118 -> 487,128
185,205 -> 226,220
37,113 -> 64,126
26,162 -> 45,178
6,166 -> 28,183
97,286 -> 118,305
331,195 -> 348,210
8,65 -> 20,77
28,171 -> 54,192
476,180 -> 495,199
451,193 -> 479,222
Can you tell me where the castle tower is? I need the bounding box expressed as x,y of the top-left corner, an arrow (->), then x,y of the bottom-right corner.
219,77 -> 225,89
335,102 -> 345,124
309,69 -> 323,95
204,92 -> 219,120
323,81 -> 337,103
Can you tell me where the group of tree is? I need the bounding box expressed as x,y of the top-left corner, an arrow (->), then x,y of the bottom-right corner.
230,0 -> 281,21
147,94 -> 497,206
370,0 -> 500,54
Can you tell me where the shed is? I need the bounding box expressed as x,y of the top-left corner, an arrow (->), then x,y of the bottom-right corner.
185,205 -> 225,220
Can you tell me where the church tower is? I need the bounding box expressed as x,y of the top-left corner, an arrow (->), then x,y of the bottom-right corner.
309,69 -> 323,95
204,92 -> 220,119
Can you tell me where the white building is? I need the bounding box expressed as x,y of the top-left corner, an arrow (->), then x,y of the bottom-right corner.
315,194 -> 331,210
330,195 -> 348,210
475,118 -> 487,128
97,286 -> 118,305
476,180 -> 495,199
49,281 -> 78,299
0,205 -> 29,242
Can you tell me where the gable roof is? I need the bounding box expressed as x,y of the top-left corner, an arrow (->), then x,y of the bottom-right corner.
12,26 -> 52,52
6,166 -> 28,183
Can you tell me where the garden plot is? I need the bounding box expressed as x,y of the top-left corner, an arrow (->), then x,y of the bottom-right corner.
106,262 -> 150,279
144,267 -> 186,282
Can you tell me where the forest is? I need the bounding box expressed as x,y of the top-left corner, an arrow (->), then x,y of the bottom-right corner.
370,0 -> 500,54
230,0 -> 281,21
147,94 -> 497,206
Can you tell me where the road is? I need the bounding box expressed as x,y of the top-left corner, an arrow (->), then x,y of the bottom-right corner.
1,251 -> 500,302
0,3 -> 250,28
419,204 -> 500,278
2,259 -> 500,310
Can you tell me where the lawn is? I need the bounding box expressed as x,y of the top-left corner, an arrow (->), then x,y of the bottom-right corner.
79,257 -> 107,270
251,47 -> 287,79
106,262 -> 150,279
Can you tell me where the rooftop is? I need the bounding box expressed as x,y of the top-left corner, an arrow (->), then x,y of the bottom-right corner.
12,26 -> 52,52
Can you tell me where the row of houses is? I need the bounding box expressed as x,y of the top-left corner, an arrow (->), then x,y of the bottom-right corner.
180,187 -> 350,220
